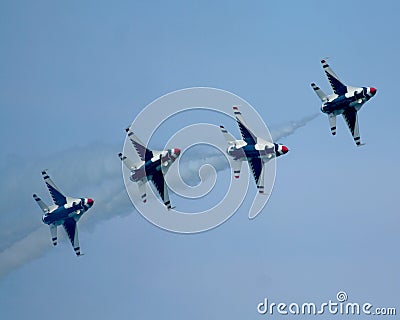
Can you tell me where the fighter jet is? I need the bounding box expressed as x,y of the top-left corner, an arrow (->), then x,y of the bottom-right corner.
311,59 -> 377,146
33,170 -> 94,256
220,106 -> 289,194
119,128 -> 181,210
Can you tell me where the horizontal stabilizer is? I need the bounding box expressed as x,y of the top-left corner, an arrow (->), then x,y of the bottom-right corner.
220,125 -> 236,144
311,83 -> 328,102
33,194 -> 50,214
118,153 -> 136,171
231,159 -> 242,179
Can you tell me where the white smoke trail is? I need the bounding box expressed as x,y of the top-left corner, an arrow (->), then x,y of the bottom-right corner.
0,228 -> 49,278
0,113 -> 319,279
0,143 -> 226,278
270,113 -> 321,141
177,152 -> 229,185
0,143 -> 132,278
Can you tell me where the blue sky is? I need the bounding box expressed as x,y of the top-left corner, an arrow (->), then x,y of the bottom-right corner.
0,0 -> 399,319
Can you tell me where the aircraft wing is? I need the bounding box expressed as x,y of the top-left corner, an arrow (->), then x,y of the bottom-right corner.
233,106 -> 257,146
321,59 -> 347,96
150,169 -> 172,210
62,218 -> 81,256
342,109 -> 362,146
42,170 -> 67,206
248,157 -> 264,191
125,128 -> 154,162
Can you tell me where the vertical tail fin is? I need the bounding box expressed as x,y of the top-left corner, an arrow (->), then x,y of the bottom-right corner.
50,225 -> 57,246
137,179 -> 147,203
328,114 -> 337,135
257,166 -> 266,194
231,159 -> 242,179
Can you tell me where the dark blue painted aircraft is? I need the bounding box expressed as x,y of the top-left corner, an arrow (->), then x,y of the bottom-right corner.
119,128 -> 180,210
311,59 -> 377,146
220,106 -> 289,194
33,170 -> 94,256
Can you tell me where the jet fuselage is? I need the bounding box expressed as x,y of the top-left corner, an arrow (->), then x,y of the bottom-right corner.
227,142 -> 288,161
42,198 -> 93,225
321,86 -> 376,116
130,148 -> 180,182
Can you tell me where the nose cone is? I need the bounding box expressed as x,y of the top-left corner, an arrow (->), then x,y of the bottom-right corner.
173,148 -> 181,158
281,145 -> 289,154
370,87 -> 377,96
87,198 -> 94,206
